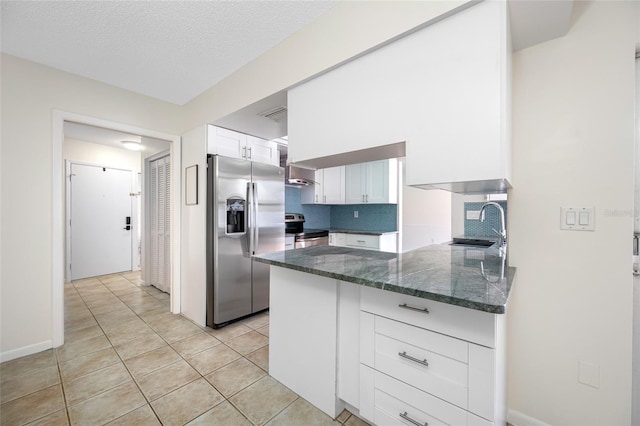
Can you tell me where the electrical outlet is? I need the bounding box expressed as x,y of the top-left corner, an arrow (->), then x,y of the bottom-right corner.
354,210 -> 359,218
467,210 -> 481,220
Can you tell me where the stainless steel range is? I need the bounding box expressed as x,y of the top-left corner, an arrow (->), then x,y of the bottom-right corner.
285,213 -> 329,248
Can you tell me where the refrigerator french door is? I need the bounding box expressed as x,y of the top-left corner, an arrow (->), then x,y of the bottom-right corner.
206,155 -> 284,328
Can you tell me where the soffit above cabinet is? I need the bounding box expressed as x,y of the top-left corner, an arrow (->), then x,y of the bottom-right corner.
509,0 -> 574,51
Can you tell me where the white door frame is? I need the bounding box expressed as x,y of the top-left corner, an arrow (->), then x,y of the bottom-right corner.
65,160 -> 137,281
52,110 -> 181,347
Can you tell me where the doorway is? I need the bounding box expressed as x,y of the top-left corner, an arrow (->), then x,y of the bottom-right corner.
52,111 -> 181,348
68,162 -> 135,280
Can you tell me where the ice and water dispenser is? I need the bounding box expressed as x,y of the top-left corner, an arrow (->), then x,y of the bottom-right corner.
226,198 -> 245,234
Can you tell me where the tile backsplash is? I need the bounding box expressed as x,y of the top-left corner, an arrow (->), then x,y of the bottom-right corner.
285,186 -> 397,232
330,204 -> 397,232
463,201 -> 507,237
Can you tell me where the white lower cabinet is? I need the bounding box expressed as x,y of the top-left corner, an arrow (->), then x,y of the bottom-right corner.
268,266 -> 505,425
269,267 -> 340,417
330,232 -> 398,253
358,285 -> 505,425
360,366 -> 492,426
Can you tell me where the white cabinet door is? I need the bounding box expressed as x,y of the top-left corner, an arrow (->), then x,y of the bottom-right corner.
246,135 -> 279,166
329,232 -> 346,247
346,160 -> 397,204
314,169 -> 324,204
208,125 -> 280,166
345,163 -> 366,204
322,166 -> 345,204
207,125 -> 246,159
304,167 -> 345,204
366,160 -> 390,204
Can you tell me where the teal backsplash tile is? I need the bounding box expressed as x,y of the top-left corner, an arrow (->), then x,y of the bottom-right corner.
285,187 -> 396,232
285,186 -> 331,229
464,201 -> 507,237
331,204 -> 397,232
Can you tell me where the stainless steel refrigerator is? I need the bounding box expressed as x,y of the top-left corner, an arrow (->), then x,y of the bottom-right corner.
206,155 -> 284,328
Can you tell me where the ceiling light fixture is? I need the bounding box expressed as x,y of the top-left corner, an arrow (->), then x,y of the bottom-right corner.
121,140 -> 143,151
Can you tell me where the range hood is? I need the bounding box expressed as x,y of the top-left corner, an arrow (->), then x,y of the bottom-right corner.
285,165 -> 316,186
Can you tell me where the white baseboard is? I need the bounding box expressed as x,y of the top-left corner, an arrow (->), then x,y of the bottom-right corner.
0,340 -> 53,363
508,408 -> 552,426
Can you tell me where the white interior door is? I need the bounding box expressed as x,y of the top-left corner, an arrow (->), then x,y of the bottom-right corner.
70,163 -> 133,280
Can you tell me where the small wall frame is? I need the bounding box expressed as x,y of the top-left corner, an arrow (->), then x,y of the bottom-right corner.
185,164 -> 198,205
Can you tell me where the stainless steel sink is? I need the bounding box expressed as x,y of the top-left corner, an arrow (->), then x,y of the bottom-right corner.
449,238 -> 496,248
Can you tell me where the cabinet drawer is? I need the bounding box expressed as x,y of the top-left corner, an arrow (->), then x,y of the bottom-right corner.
346,234 -> 379,249
361,286 -> 496,348
375,315 -> 468,362
374,370 -> 468,426
375,333 -> 468,409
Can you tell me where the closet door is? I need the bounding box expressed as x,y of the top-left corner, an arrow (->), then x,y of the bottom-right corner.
150,155 -> 171,293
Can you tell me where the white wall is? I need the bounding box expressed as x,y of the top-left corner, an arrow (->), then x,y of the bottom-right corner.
400,159 -> 451,252
0,54 -> 182,359
507,2 -> 636,424
182,1 -> 469,129
451,193 -> 486,238
64,138 -> 142,172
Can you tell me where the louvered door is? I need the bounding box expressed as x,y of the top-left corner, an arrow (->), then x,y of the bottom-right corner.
149,155 -> 171,293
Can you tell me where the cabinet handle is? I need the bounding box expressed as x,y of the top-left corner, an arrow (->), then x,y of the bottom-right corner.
398,351 -> 429,367
398,303 -> 429,314
315,194 -> 318,203
242,146 -> 247,158
399,411 -> 428,426
247,146 -> 252,159
365,194 -> 369,203
356,240 -> 366,243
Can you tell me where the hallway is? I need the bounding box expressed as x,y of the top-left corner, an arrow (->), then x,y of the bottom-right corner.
0,272 -> 365,425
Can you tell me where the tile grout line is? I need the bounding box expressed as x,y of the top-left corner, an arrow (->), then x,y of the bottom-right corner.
65,275 -> 160,425
86,275 -> 166,425
72,273 -> 263,425
61,272 -> 293,426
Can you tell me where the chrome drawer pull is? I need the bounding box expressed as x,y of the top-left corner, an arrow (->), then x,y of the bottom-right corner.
398,303 -> 429,314
398,351 -> 429,367
399,411 -> 428,426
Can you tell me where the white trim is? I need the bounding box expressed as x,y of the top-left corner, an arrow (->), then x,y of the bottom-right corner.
65,160 -> 72,282
1,340 -> 53,363
507,409 -> 552,426
52,110 -> 182,349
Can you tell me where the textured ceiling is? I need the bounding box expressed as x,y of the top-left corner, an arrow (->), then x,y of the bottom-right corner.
1,1 -> 336,105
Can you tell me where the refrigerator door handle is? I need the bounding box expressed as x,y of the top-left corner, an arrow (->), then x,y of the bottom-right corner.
253,182 -> 259,253
246,182 -> 254,255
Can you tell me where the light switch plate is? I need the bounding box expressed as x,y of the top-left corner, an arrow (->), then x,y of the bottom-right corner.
560,207 -> 595,231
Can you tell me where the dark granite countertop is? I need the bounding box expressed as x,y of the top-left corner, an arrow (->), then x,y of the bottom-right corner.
254,244 -> 515,314
329,229 -> 398,236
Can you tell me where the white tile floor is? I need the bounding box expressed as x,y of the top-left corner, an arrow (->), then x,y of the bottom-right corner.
0,271 -> 368,426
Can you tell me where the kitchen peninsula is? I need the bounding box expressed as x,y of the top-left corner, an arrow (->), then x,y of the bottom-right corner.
255,243 -> 516,426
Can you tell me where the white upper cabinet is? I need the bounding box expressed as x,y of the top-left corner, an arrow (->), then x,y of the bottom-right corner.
207,125 -> 279,166
346,159 -> 397,204
287,1 -> 511,194
323,166 -> 346,204
303,166 -> 346,204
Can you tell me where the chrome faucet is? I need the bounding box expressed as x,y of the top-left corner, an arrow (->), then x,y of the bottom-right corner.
479,201 -> 507,248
